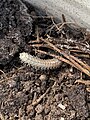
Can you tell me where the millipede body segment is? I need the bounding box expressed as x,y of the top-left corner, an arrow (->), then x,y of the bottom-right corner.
19,52 -> 62,70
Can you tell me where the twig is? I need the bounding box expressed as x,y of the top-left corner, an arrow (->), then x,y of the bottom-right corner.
86,88 -> 90,92
32,87 -> 50,106
70,55 -> 90,71
36,25 -> 40,42
0,69 -> 8,79
51,17 -> 60,31
71,53 -> 90,58
62,14 -> 66,22
70,49 -> 90,58
51,17 -> 74,32
75,79 -> 90,85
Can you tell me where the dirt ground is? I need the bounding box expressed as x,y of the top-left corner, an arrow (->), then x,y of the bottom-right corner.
0,0 -> 90,120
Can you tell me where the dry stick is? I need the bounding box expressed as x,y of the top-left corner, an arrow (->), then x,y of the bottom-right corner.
29,44 -> 44,47
70,49 -> 90,58
0,69 -> 8,79
51,16 -> 79,32
51,17 -> 60,31
40,38 -> 90,76
70,55 -> 90,71
36,25 -> 40,42
70,49 -> 89,53
58,22 -> 80,32
32,87 -> 50,106
86,88 -> 90,92
62,14 -> 66,22
30,43 -> 54,50
75,79 -> 90,85
71,53 -> 90,58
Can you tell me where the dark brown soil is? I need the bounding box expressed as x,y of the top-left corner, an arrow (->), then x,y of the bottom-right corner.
0,0 -> 90,120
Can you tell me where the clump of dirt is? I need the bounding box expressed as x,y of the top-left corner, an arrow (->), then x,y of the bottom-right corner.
0,0 -> 32,66
0,0 -> 90,120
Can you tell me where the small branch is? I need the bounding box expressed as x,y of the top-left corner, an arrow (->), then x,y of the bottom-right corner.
75,79 -> 90,85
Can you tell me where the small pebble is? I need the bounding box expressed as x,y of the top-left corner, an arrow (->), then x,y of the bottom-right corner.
23,81 -> 30,91
39,74 -> 47,81
27,105 -> 35,116
58,103 -> 66,110
7,80 -> 16,88
35,104 -> 44,114
44,106 -> 50,115
35,114 -> 43,120
70,110 -> 76,119
60,117 -> 65,120
16,91 -> 24,98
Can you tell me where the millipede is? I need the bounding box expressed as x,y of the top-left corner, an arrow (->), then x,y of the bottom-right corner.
19,52 -> 62,70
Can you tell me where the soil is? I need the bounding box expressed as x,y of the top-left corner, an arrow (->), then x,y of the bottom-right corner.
0,0 -> 90,120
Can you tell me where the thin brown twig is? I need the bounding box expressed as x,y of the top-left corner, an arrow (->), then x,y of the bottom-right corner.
70,55 -> 90,71
32,87 -> 50,106
70,49 -> 87,53
62,14 -> 66,22
70,49 -> 90,58
0,69 -> 8,79
47,21 -> 78,34
75,79 -> 90,85
86,88 -> 90,92
36,25 -> 40,42
51,17 -> 60,31
29,43 -> 53,50
51,18 -> 80,33
71,53 -> 90,58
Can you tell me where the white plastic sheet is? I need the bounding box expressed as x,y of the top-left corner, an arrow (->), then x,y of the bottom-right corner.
24,0 -> 90,29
